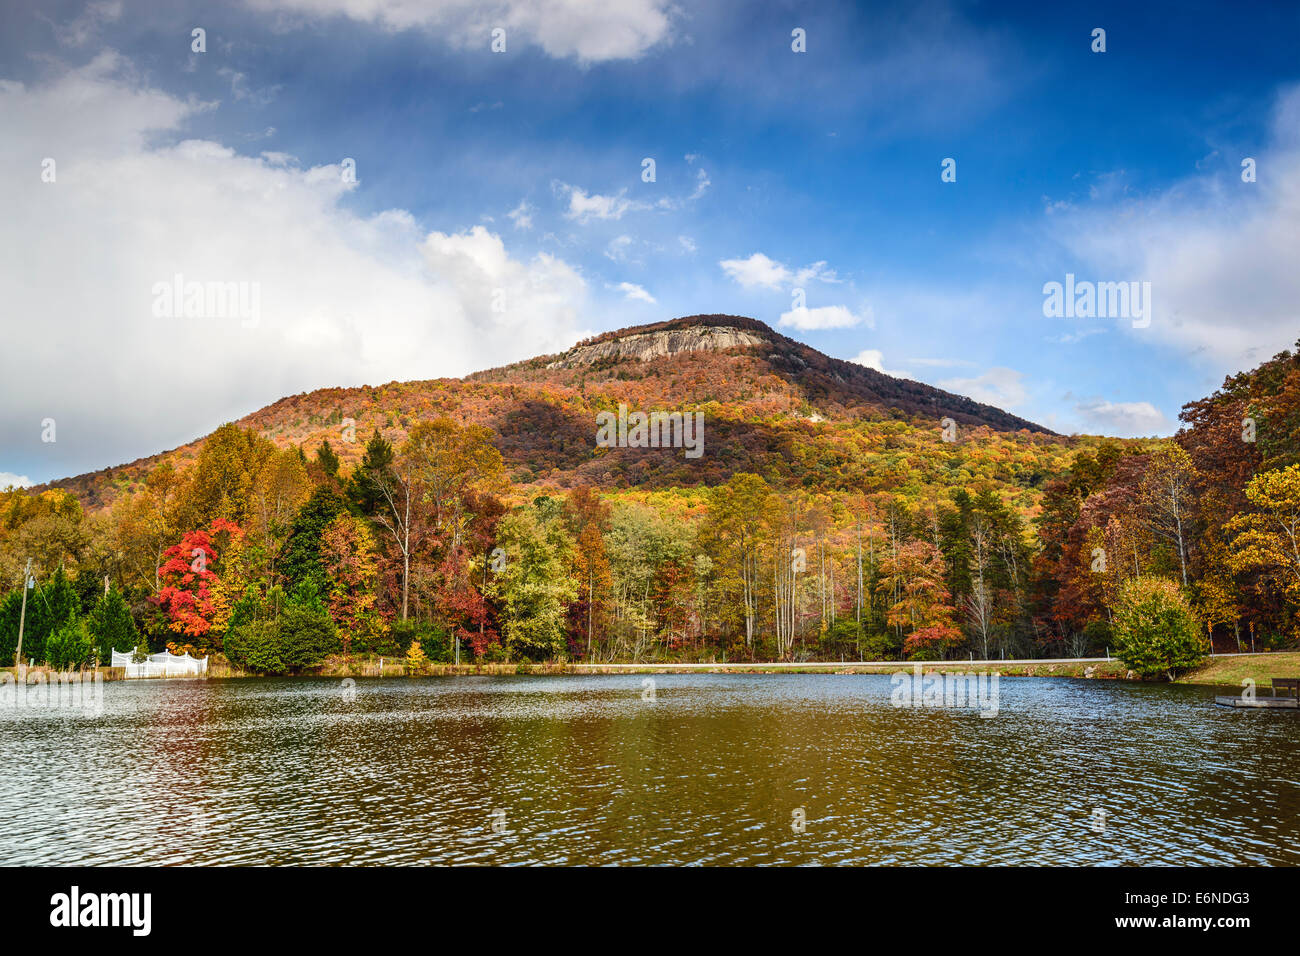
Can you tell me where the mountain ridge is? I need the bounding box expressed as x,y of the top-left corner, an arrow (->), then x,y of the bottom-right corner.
33,314 -> 1056,510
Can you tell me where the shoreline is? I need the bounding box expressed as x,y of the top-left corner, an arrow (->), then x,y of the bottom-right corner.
9,651 -> 1295,689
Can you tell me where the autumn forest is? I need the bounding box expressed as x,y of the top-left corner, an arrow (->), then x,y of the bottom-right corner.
3,316 -> 1299,673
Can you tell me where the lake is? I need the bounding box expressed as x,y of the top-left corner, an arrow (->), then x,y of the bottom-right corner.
1,674 -> 1296,865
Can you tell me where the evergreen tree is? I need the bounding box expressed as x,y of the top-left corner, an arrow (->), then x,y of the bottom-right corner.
20,565 -> 79,665
315,439 -> 341,478
46,615 -> 94,670
347,431 -> 394,516
0,590 -> 25,664
279,487 -> 349,595
87,584 -> 139,663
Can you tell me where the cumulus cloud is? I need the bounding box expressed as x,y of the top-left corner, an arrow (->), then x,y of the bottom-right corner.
243,0 -> 676,64
1048,84 -> 1300,377
0,473 -> 33,490
0,54 -> 586,483
614,281 -> 655,304
939,368 -> 1028,409
778,305 -> 872,331
719,252 -> 791,290
1073,399 -> 1173,437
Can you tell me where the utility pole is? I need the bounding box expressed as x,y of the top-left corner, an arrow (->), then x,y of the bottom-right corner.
15,559 -> 32,676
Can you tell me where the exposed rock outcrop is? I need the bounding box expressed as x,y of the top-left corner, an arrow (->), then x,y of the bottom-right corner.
547,325 -> 767,369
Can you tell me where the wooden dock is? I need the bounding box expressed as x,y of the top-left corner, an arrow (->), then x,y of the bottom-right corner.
1215,695 -> 1299,709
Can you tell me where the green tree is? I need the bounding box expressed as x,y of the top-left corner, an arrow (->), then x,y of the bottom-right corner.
46,616 -> 94,670
315,439 -> 341,479
279,487 -> 349,595
15,565 -> 80,665
1112,576 -> 1207,680
224,619 -> 283,674
490,503 -> 577,660
347,431 -> 395,515
87,584 -> 139,663
278,604 -> 340,671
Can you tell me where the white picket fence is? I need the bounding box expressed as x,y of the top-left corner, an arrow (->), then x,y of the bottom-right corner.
110,650 -> 208,678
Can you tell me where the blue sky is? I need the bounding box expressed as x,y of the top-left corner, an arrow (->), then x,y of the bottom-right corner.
3,0 -> 1300,485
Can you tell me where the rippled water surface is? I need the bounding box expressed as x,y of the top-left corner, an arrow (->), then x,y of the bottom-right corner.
2,674 -> 1297,865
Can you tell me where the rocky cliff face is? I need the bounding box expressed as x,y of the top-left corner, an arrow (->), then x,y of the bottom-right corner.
547,325 -> 767,368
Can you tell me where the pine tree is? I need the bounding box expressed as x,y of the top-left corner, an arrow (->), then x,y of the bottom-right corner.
279,487 -> 349,595
88,584 -> 139,663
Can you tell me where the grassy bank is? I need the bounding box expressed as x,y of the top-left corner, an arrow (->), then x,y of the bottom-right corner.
1176,652 -> 1300,689
6,652 -> 1294,687
318,652 -> 1298,685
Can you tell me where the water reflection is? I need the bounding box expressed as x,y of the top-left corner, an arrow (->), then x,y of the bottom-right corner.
1,675 -> 1296,865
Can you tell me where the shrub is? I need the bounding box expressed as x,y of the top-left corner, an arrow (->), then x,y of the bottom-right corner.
388,618 -> 452,661
278,605 -> 339,671
46,617 -> 95,669
1112,577 -> 1207,680
225,619 -> 283,674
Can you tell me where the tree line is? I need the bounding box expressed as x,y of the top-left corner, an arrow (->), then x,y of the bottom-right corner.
2,343 -> 1298,673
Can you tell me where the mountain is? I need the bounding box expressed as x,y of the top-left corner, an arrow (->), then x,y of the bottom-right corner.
39,314 -> 1060,511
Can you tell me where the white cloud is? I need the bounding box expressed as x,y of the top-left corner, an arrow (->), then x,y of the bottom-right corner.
604,234 -> 634,261
677,235 -> 696,253
849,349 -> 910,379
506,200 -> 533,230
720,252 -> 842,291
0,55 -> 586,482
0,472 -> 33,490
1049,84 -> 1300,377
688,167 -> 710,200
939,368 -> 1028,409
778,305 -> 872,331
719,252 -> 791,290
244,0 -> 676,64
615,282 -> 656,304
794,260 -> 840,285
1073,399 -> 1172,437
555,182 -> 643,223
